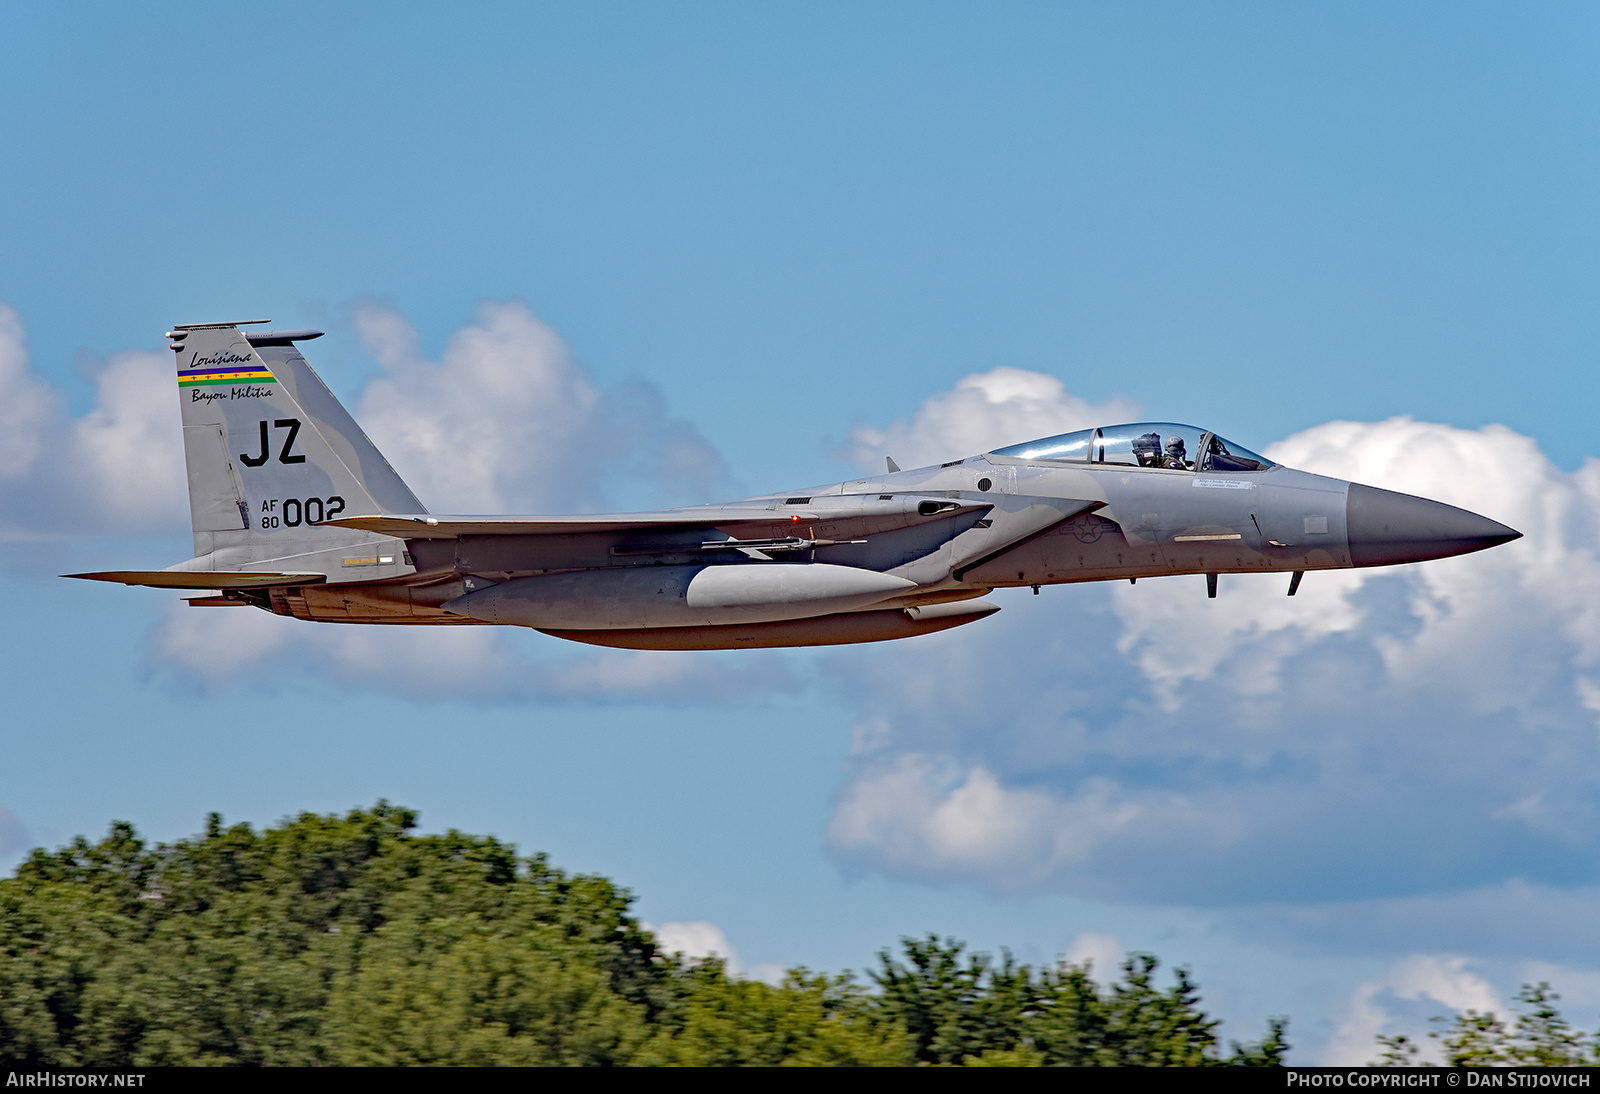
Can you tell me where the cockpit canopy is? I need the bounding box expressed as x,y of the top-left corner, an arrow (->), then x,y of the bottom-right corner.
991,423 -> 1274,472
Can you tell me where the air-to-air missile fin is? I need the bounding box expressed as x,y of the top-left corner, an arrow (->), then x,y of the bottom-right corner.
886,456 -> 901,473
1288,570 -> 1304,596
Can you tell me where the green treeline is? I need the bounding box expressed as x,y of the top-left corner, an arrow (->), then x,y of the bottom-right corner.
1374,984 -> 1600,1067
0,802 -> 1287,1067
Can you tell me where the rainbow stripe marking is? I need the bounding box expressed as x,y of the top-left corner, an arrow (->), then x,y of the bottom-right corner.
178,365 -> 277,387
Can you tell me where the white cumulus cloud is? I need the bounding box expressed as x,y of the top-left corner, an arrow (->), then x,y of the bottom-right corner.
146,597 -> 794,704
824,373 -> 1600,917
0,299 -> 727,540
844,366 -> 1141,472
1062,929 -> 1125,982
650,920 -> 740,965
645,920 -> 781,982
353,300 -> 603,514
0,296 -> 752,704
1322,954 -> 1500,1065
0,304 -> 58,480
354,300 -> 727,514
830,756 -> 1212,892
0,305 -> 185,539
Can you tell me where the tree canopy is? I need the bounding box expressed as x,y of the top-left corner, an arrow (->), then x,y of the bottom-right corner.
0,803 -> 1286,1067
1374,983 -> 1598,1067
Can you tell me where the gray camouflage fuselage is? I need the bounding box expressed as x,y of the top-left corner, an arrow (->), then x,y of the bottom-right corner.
70,323 -> 1522,650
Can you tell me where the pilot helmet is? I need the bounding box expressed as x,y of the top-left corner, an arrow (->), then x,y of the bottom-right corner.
1165,436 -> 1187,457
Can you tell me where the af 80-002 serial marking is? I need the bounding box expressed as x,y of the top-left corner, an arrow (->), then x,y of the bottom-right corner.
69,321 -> 1522,650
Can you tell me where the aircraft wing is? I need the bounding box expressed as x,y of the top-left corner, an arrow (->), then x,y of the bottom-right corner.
322,511 -> 802,538
321,494 -> 992,540
64,571 -> 327,589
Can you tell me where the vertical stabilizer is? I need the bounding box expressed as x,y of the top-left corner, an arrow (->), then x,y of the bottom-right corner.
169,322 -> 424,579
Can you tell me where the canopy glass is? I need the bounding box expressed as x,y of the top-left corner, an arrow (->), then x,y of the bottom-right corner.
992,423 -> 1274,472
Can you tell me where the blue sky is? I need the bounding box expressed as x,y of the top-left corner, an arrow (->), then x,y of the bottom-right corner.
3,1 -> 1599,1062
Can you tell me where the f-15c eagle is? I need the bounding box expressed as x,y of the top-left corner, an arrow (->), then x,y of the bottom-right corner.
70,321 -> 1521,650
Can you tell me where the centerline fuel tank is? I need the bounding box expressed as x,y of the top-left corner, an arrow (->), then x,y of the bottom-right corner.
441,562 -> 916,630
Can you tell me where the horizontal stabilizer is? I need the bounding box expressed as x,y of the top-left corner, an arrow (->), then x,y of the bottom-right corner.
244,329 -> 324,346
64,570 -> 325,589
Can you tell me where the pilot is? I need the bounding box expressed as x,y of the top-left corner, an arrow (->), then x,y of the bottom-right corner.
1162,436 -> 1191,470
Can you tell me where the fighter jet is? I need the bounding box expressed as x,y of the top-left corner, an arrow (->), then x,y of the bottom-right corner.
69,321 -> 1522,650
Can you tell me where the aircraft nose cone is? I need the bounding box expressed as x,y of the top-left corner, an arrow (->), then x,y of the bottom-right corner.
1346,483 -> 1522,567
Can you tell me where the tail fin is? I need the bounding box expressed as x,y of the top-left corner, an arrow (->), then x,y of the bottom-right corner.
171,321 -> 425,576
